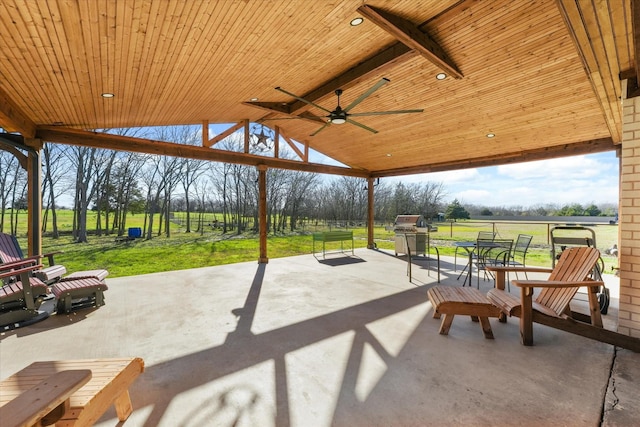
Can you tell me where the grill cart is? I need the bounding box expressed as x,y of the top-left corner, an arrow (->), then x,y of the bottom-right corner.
550,225 -> 610,314
393,215 -> 430,256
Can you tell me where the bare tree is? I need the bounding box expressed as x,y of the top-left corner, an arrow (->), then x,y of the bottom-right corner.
282,170 -> 320,232
0,151 -> 23,233
111,152 -> 147,236
41,143 -> 71,237
67,145 -> 115,243
180,154 -> 207,233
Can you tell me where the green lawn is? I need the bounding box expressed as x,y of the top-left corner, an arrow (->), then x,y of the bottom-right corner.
5,211 -> 619,278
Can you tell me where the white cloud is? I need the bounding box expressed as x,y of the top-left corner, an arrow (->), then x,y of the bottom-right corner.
496,156 -> 611,180
384,152 -> 619,207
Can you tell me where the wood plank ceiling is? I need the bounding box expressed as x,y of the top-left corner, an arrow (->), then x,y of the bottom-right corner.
0,0 -> 635,177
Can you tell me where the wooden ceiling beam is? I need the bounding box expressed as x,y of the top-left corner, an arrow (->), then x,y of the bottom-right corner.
35,126 -> 368,178
358,5 -> 463,79
370,137 -> 616,178
289,43 -> 416,115
241,104 -> 326,125
242,102 -> 291,115
0,87 -> 36,138
633,0 -> 640,86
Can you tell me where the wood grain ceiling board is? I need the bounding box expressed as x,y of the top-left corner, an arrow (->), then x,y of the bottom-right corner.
0,0 -> 629,176
277,1 -> 611,172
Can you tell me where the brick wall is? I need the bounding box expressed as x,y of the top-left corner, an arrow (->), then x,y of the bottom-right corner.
620,95 -> 640,338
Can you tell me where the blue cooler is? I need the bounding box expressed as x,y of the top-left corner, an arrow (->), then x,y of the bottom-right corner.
128,227 -> 142,239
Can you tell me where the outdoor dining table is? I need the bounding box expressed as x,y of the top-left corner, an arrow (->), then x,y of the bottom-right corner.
454,240 -> 499,287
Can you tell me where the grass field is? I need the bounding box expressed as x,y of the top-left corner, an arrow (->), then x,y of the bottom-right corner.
5,211 -> 619,278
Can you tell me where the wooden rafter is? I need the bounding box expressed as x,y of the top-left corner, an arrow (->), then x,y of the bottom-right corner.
278,129 -> 306,161
35,127 -> 366,178
371,138 -> 616,178
206,121 -> 246,148
0,87 -> 36,138
358,5 -> 463,79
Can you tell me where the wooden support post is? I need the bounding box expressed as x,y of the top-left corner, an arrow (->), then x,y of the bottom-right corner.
367,177 -> 375,249
244,119 -> 250,153
25,139 -> 42,257
202,120 -> 209,146
258,165 -> 268,263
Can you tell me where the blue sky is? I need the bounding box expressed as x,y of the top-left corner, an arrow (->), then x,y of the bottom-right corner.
266,128 -> 620,208
218,125 -> 620,208
304,145 -> 619,208
387,151 -> 619,208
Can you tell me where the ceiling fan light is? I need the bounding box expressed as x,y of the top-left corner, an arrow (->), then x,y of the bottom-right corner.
331,117 -> 346,124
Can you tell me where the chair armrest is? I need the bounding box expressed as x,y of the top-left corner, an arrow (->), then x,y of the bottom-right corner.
19,251 -> 63,266
0,369 -> 91,427
512,279 -> 604,289
0,261 -> 44,279
487,265 -> 554,291
485,265 -> 553,274
41,250 -> 63,266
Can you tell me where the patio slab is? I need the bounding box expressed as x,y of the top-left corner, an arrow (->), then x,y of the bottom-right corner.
1,248 -> 637,426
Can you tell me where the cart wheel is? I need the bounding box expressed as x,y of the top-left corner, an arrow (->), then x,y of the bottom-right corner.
598,288 -> 610,315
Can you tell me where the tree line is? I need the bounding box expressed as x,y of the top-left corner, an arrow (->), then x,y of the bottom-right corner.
0,126 -> 447,240
0,125 -> 617,240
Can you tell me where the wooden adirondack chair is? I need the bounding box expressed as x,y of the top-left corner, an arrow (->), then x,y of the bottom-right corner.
0,232 -> 66,284
487,247 -> 640,352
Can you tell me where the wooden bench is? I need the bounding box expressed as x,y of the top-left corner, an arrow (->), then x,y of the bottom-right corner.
0,357 -> 144,427
427,285 -> 502,339
312,231 -> 354,258
0,370 -> 92,427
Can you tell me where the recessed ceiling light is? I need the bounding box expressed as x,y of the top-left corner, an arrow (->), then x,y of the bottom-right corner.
101,93 -> 115,98
436,73 -> 447,80
350,17 -> 364,26
250,97 -> 259,102
486,133 -> 496,138
386,153 -> 392,157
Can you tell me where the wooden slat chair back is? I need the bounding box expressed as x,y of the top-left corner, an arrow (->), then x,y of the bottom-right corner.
0,233 -> 23,264
534,246 -> 601,317
0,232 -> 66,284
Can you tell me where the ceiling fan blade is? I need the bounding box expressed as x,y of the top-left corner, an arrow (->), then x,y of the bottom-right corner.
343,78 -> 390,113
275,87 -> 332,114
348,109 -> 424,117
346,118 -> 378,134
310,122 -> 331,136
299,111 -> 328,123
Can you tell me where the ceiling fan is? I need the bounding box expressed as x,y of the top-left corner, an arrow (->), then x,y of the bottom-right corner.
275,78 -> 423,136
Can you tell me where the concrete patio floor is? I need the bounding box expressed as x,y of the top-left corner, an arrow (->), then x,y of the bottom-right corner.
1,248 -> 638,426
